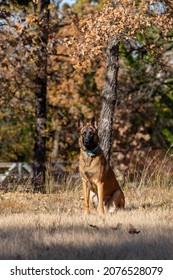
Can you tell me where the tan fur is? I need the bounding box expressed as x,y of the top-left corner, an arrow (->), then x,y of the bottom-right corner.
79,120 -> 125,215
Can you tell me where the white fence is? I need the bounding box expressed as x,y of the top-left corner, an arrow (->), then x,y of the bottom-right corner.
0,162 -> 33,186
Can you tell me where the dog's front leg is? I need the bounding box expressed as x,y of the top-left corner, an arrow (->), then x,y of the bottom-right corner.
97,182 -> 104,214
82,180 -> 90,215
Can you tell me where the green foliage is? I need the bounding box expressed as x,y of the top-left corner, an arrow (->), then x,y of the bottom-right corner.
1,0 -> 32,6
0,109 -> 34,161
118,23 -> 173,149
74,0 -> 105,13
154,81 -> 173,145
12,0 -> 32,5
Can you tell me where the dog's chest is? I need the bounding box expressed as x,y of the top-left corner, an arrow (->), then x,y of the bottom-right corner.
79,153 -> 104,187
84,170 -> 95,180
83,170 -> 98,193
80,159 -> 101,179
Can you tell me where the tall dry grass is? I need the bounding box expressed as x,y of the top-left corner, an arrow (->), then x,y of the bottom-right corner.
0,152 -> 173,260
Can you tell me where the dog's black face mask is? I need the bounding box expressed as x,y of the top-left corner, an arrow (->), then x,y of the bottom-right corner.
82,129 -> 95,150
78,118 -> 99,151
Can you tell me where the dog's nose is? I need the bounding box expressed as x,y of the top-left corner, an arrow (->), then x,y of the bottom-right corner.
84,138 -> 90,143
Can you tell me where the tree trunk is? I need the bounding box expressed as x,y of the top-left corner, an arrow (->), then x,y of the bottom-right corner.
51,119 -> 60,161
33,0 -> 50,192
98,39 -> 119,163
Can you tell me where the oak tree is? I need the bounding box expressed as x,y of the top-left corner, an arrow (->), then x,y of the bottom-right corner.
67,0 -> 173,161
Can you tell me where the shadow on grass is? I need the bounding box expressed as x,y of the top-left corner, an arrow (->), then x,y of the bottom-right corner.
0,222 -> 173,260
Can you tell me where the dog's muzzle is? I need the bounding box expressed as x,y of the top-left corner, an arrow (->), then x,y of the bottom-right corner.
83,135 -> 93,149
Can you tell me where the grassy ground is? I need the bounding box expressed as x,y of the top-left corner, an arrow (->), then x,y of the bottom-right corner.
0,179 -> 173,260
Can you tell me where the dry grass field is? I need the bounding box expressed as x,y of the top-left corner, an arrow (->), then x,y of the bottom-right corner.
0,152 -> 173,260
0,174 -> 173,260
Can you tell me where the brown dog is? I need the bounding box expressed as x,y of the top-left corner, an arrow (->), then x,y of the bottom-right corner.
78,118 -> 125,215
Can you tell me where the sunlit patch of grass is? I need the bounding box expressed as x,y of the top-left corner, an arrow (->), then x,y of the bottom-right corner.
0,199 -> 27,214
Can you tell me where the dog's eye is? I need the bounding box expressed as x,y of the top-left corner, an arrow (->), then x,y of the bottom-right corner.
89,131 -> 93,136
83,131 -> 87,136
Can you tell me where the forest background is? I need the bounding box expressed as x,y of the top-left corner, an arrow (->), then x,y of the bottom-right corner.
1,0 -> 173,260
0,0 -> 173,187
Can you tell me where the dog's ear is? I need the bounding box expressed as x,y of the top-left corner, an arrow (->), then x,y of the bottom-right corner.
78,119 -> 85,130
91,117 -> 98,130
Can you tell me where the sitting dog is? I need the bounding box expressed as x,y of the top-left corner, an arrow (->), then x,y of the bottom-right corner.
78,117 -> 125,214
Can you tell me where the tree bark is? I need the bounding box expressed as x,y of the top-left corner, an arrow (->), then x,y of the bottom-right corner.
98,39 -> 119,163
33,0 -> 50,192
